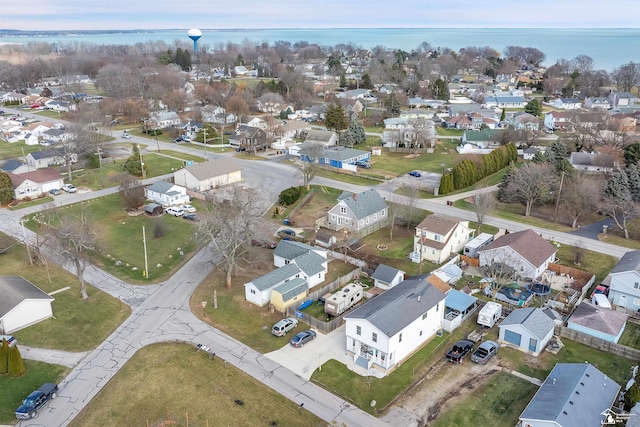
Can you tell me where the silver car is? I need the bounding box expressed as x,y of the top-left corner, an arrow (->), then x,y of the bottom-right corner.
272,317 -> 298,336
470,340 -> 498,364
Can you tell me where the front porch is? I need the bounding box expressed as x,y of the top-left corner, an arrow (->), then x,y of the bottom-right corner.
442,289 -> 479,333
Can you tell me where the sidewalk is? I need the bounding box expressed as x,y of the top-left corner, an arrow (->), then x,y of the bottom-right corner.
19,346 -> 89,368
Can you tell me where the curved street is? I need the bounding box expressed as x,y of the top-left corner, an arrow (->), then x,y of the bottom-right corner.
0,114 -> 632,426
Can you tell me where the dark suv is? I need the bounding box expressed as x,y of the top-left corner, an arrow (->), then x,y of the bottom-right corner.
15,383 -> 59,420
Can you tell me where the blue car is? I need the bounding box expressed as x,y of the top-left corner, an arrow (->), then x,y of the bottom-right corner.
278,229 -> 296,237
290,330 -> 316,347
15,383 -> 58,420
408,170 -> 422,177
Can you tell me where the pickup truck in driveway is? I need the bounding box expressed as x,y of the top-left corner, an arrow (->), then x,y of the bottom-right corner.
445,339 -> 474,363
15,383 -> 59,420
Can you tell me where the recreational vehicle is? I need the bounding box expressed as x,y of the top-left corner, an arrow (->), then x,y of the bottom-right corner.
324,283 -> 364,317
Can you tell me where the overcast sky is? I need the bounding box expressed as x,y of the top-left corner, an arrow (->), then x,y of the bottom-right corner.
2,0 -> 638,31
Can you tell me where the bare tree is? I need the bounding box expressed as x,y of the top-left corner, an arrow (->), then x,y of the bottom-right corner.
401,184 -> 421,230
560,174 -> 603,228
473,189 -> 495,230
197,185 -> 264,289
45,204 -> 101,300
501,163 -> 557,217
600,170 -> 638,239
482,250 -> 523,300
572,241 -> 586,266
407,117 -> 435,155
612,62 -> 640,93
114,172 -> 146,211
296,143 -> 324,191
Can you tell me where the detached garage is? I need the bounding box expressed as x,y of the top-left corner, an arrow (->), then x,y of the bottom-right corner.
173,158 -> 242,192
498,307 -> 555,356
0,276 -> 54,334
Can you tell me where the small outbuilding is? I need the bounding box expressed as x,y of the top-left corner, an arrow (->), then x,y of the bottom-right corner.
498,307 -> 555,356
270,278 -> 308,313
567,301 -> 628,343
0,276 -> 54,334
144,203 -> 163,216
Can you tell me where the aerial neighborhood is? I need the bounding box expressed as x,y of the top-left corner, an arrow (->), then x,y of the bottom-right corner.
1,33 -> 640,427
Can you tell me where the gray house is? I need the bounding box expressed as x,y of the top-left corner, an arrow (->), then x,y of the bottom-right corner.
519,363 -> 620,427
326,189 -> 388,233
498,307 -> 555,355
605,250 -> 640,311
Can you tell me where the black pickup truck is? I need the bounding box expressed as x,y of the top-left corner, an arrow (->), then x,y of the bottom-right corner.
15,383 -> 59,420
445,339 -> 474,364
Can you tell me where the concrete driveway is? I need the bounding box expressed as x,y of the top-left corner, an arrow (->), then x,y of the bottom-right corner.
265,324 -> 353,380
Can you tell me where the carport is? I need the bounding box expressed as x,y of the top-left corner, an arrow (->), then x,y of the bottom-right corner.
144,203 -> 163,216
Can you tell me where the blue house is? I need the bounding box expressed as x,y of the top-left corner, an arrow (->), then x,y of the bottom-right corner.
299,145 -> 370,169
567,301 -> 628,343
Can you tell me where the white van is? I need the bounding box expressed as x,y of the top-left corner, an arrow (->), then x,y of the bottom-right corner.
592,293 -> 612,309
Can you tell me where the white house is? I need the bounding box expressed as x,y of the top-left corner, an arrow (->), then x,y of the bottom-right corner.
584,96 -> 611,110
370,264 -> 405,290
149,111 -> 181,129
0,276 -> 54,334
519,363 -> 620,427
173,158 -> 242,191
8,169 -> 64,201
549,98 -> 582,110
412,215 -> 473,264
326,189 -> 388,233
244,264 -> 303,307
604,250 -> 640,311
344,274 -> 447,374
144,181 -> 190,207
478,229 -> 557,280
498,307 -> 555,355
544,111 -> 572,131
26,149 -> 66,169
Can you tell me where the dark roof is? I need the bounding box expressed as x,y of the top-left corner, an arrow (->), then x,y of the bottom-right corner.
519,363 -> 620,427
0,276 -> 54,318
568,302 -> 628,336
29,149 -> 61,160
8,168 -> 63,186
274,240 -> 321,261
0,159 -> 24,172
611,250 -> 640,274
371,264 -> 403,284
569,152 -> 614,168
479,229 -> 557,268
146,181 -> 178,195
337,188 -> 387,220
272,278 -> 307,302
345,275 -> 446,337
500,307 -> 555,340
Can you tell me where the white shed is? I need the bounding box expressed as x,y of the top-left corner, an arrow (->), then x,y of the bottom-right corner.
0,276 -> 54,334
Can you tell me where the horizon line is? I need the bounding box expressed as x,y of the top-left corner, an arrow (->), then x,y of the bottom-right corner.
2,27 -> 639,32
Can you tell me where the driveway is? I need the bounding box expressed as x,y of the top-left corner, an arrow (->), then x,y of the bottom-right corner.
265,324 -> 362,380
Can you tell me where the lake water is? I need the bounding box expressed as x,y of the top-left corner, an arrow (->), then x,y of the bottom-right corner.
1,28 -> 637,71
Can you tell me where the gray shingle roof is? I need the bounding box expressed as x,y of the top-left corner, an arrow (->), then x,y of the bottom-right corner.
371,264 -> 403,284
291,251 -> 326,276
480,229 -> 557,269
184,158 -> 241,180
519,363 -> 620,427
500,307 -> 555,341
272,278 -> 308,302
337,189 -> 387,220
146,181 -> 176,195
345,275 -> 446,337
568,302 -> 628,336
274,240 -> 319,261
0,159 -> 24,172
0,276 -> 54,317
29,149 -> 61,160
320,146 -> 369,162
611,250 -> 640,274
250,263 -> 301,291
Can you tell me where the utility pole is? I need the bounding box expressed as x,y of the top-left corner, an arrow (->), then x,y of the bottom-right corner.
142,226 -> 149,278
554,170 -> 565,222
20,218 -> 33,266
138,144 -> 146,179
203,128 -> 208,159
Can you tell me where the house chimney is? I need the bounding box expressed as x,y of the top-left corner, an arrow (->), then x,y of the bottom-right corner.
353,193 -> 357,201
553,378 -> 556,385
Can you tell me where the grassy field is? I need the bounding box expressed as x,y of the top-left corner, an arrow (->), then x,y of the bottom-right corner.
556,245 -> 618,285
0,239 -> 130,351
371,140 -> 461,176
619,322 -> 640,350
0,140 -> 45,160
314,168 -> 383,187
431,372 -> 537,427
70,344 -> 325,427
27,193 -> 201,283
0,360 -> 68,424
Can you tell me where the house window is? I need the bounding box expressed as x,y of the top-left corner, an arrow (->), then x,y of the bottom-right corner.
381,210 -> 385,217
366,217 -> 370,224
399,333 -> 403,343
356,326 -> 361,336
250,289 -> 256,295
434,235 -> 441,241
420,330 -> 423,336
436,304 -> 439,312
372,332 -> 377,343
373,214 -> 377,221
422,312 -> 427,320
340,207 -> 347,214
634,298 -> 640,306
635,282 -> 639,289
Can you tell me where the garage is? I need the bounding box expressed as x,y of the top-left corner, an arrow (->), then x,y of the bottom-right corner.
503,329 -> 522,346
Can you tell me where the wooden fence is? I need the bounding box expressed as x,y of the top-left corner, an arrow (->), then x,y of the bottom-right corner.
460,255 -> 480,267
285,268 -> 362,334
555,326 -> 640,361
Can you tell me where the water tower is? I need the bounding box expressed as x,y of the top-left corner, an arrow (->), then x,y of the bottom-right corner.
187,28 -> 202,55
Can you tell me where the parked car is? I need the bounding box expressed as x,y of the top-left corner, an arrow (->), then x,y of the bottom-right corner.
355,161 -> 371,169
272,317 -> 298,336
445,339 -> 474,363
289,330 -> 316,347
61,184 -> 77,193
121,132 -> 131,139
251,239 -> 277,249
173,136 -> 184,143
165,207 -> 185,217
48,188 -> 60,196
408,170 -> 422,177
283,218 -> 295,226
591,284 -> 610,299
470,340 -> 498,364
0,334 -> 17,348
180,205 -> 196,213
15,383 -> 59,420
277,229 -> 296,237
182,213 -> 200,222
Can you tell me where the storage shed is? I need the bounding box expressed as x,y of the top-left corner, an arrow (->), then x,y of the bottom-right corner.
144,203 -> 163,216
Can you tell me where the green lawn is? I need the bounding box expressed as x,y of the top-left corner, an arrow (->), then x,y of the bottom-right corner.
314,168 -> 383,187
0,360 -> 68,424
619,322 -> 640,350
35,110 -> 63,118
432,372 -> 537,427
312,332 -> 454,414
435,128 -> 464,137
26,193 -> 201,283
0,241 -> 130,351
371,140 -> 461,176
556,245 -> 618,285
70,344 -> 324,427
0,141 -> 45,160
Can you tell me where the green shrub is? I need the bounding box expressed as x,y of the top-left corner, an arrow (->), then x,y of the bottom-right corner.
278,187 -> 301,206
8,345 -> 25,377
0,339 -> 8,374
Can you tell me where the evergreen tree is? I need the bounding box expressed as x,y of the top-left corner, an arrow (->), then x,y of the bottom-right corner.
0,338 -> 8,374
624,142 -> 640,168
360,73 -> 373,89
324,104 -> 349,131
7,345 -> 25,377
627,164 -> 640,202
123,144 -> 147,177
339,73 -> 347,88
603,169 -> 632,203
0,171 -> 14,205
339,129 -> 355,147
524,98 -> 542,116
348,120 -> 366,145
497,163 -> 517,202
384,93 -> 401,117
500,108 -> 506,121
430,78 -> 450,101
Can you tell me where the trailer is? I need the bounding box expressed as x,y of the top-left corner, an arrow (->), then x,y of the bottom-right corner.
463,233 -> 494,258
477,301 -> 502,328
324,283 -> 364,317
